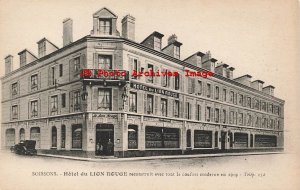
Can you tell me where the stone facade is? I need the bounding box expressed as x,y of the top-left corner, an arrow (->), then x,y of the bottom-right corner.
1,7 -> 284,158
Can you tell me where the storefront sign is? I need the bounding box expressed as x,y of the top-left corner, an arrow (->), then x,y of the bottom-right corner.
130,83 -> 179,98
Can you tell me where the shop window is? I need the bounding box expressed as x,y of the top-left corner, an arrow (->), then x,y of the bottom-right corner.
194,130 -> 212,148
72,124 -> 82,149
128,125 -> 138,149
186,130 -> 191,148
145,126 -> 179,148
51,126 -> 57,148
19,128 -> 25,141
214,131 -> 218,148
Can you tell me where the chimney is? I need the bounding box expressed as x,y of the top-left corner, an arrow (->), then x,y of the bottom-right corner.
141,31 -> 164,51
63,18 -> 73,47
4,55 -> 13,74
234,74 -> 252,86
37,38 -> 59,58
162,34 -> 182,59
201,51 -> 217,72
122,15 -> 135,41
184,52 -> 205,68
251,80 -> 264,91
226,67 -> 235,79
215,63 -> 229,77
18,49 -> 37,67
263,85 -> 275,96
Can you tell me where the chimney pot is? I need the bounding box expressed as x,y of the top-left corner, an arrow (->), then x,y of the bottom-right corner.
4,55 -> 13,74
63,18 -> 73,47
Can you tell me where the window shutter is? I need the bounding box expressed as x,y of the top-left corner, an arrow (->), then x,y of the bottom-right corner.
81,54 -> 86,68
129,57 -> 133,77
179,101 -> 183,118
69,91 -> 73,112
93,53 -> 98,68
154,65 -> 159,84
144,93 -> 147,114
154,96 -> 159,115
48,66 -> 52,86
137,60 -> 141,79
168,99 -> 173,117
69,59 -> 74,80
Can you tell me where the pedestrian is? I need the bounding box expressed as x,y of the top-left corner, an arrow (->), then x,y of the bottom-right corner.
107,139 -> 113,155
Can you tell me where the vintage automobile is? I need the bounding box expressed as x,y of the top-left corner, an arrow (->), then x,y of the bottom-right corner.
10,140 -> 37,155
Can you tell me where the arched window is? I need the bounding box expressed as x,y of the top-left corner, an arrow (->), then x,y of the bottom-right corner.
51,126 -> 57,148
20,128 -> 25,141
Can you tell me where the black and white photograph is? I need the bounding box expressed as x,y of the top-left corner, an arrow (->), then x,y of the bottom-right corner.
0,0 -> 299,190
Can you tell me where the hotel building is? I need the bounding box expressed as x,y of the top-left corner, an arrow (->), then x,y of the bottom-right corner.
1,7 -> 284,157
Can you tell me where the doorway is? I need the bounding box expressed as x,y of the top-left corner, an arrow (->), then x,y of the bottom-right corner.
221,131 -> 226,150
95,124 -> 114,156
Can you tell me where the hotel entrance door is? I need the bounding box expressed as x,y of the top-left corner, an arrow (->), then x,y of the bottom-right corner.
95,124 -> 114,156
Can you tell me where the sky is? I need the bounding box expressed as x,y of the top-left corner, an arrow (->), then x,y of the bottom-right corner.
0,0 -> 299,150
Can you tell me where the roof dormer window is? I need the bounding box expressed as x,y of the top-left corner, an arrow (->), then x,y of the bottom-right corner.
99,19 -> 112,35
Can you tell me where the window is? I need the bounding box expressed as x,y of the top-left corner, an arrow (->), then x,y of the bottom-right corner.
145,126 -> 179,148
230,111 -> 234,124
186,102 -> 191,119
59,64 -> 63,77
230,91 -> 234,103
147,95 -> 154,114
98,89 -> 112,111
61,125 -> 66,148
196,105 -> 201,121
12,82 -> 18,96
262,118 -> 267,128
222,109 -> 226,123
154,37 -> 161,50
132,59 -> 138,79
255,116 -> 260,127
12,105 -> 18,120
31,100 -> 38,118
147,64 -> 154,83
215,86 -> 220,100
128,125 -> 138,149
31,74 -> 38,91
254,99 -> 259,110
50,95 -> 58,115
223,89 -> 227,101
194,130 -> 212,148
51,67 -> 55,85
238,94 -> 243,106
188,78 -> 195,94
74,57 -> 80,72
51,127 -> 57,148
161,98 -> 168,117
98,55 -> 112,70
197,81 -> 202,95
262,101 -> 267,111
207,83 -> 211,98
206,107 -> 211,122
238,113 -> 243,125
20,53 -> 26,66
38,41 -> 46,57
174,46 -> 180,59
74,91 -> 81,111
129,92 -> 137,112
99,19 -> 112,35
268,104 -> 273,113
174,100 -> 180,118
247,97 -> 252,108
72,124 -> 82,149
215,108 -> 220,123
61,93 -> 66,108
246,114 -> 252,126
174,75 -> 180,90
162,69 -> 169,87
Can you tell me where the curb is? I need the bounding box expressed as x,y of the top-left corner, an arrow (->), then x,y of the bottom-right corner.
36,151 -> 283,162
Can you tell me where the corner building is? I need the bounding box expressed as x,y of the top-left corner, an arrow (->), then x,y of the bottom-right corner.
1,8 -> 284,158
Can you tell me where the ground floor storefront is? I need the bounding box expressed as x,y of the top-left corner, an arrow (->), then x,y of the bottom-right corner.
1,113 -> 284,158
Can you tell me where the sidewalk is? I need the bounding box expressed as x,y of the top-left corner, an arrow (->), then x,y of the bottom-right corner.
36,151 -> 283,162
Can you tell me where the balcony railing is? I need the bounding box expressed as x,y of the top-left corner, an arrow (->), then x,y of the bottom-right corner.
80,69 -> 129,81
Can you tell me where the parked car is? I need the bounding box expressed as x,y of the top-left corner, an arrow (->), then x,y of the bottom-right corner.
11,140 -> 37,155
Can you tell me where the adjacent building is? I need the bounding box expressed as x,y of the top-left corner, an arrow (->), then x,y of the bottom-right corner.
1,7 -> 284,158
